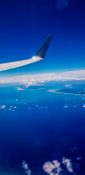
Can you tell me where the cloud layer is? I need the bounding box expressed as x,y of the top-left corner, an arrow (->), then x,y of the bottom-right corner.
0,69 -> 85,85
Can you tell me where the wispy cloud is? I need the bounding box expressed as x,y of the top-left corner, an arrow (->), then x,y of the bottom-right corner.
22,160 -> 32,175
0,70 -> 85,85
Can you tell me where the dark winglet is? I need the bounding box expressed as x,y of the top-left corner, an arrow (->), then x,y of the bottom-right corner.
36,35 -> 53,58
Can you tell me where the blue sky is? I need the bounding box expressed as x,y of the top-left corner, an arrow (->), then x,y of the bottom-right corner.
0,0 -> 85,77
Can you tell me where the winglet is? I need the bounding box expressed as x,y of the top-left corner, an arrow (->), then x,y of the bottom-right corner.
35,35 -> 53,58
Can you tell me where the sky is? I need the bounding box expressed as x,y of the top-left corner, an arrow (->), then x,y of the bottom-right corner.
0,0 -> 85,77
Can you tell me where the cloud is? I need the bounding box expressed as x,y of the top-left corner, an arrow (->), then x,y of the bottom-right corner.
16,87 -> 25,91
0,104 -> 17,112
22,160 -> 32,175
43,160 -> 62,175
64,84 -> 72,88
82,104 -> 85,108
76,157 -> 82,161
0,105 -> 6,109
43,157 -> 75,175
62,157 -> 74,173
0,69 -> 85,85
64,105 -> 68,109
48,90 -> 57,93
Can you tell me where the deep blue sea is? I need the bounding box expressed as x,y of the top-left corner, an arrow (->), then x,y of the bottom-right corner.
0,81 -> 85,175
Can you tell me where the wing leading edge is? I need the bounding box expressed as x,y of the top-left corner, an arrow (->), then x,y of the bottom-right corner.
0,35 -> 53,71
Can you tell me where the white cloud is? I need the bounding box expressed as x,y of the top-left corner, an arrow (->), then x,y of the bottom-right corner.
0,104 -> 17,112
62,157 -> 73,173
22,160 -> 32,175
15,98 -> 19,102
43,160 -> 62,175
8,105 -> 17,112
64,105 -> 68,109
48,90 -> 57,93
0,70 -> 85,85
76,157 -> 82,161
43,157 -> 75,175
82,104 -> 85,108
16,87 -> 24,91
64,84 -> 72,88
0,105 -> 6,109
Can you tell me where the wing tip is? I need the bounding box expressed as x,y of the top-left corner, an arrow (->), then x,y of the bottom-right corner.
35,34 -> 53,58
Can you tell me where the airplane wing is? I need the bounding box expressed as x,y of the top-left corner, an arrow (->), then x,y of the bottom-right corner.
0,35 -> 52,72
